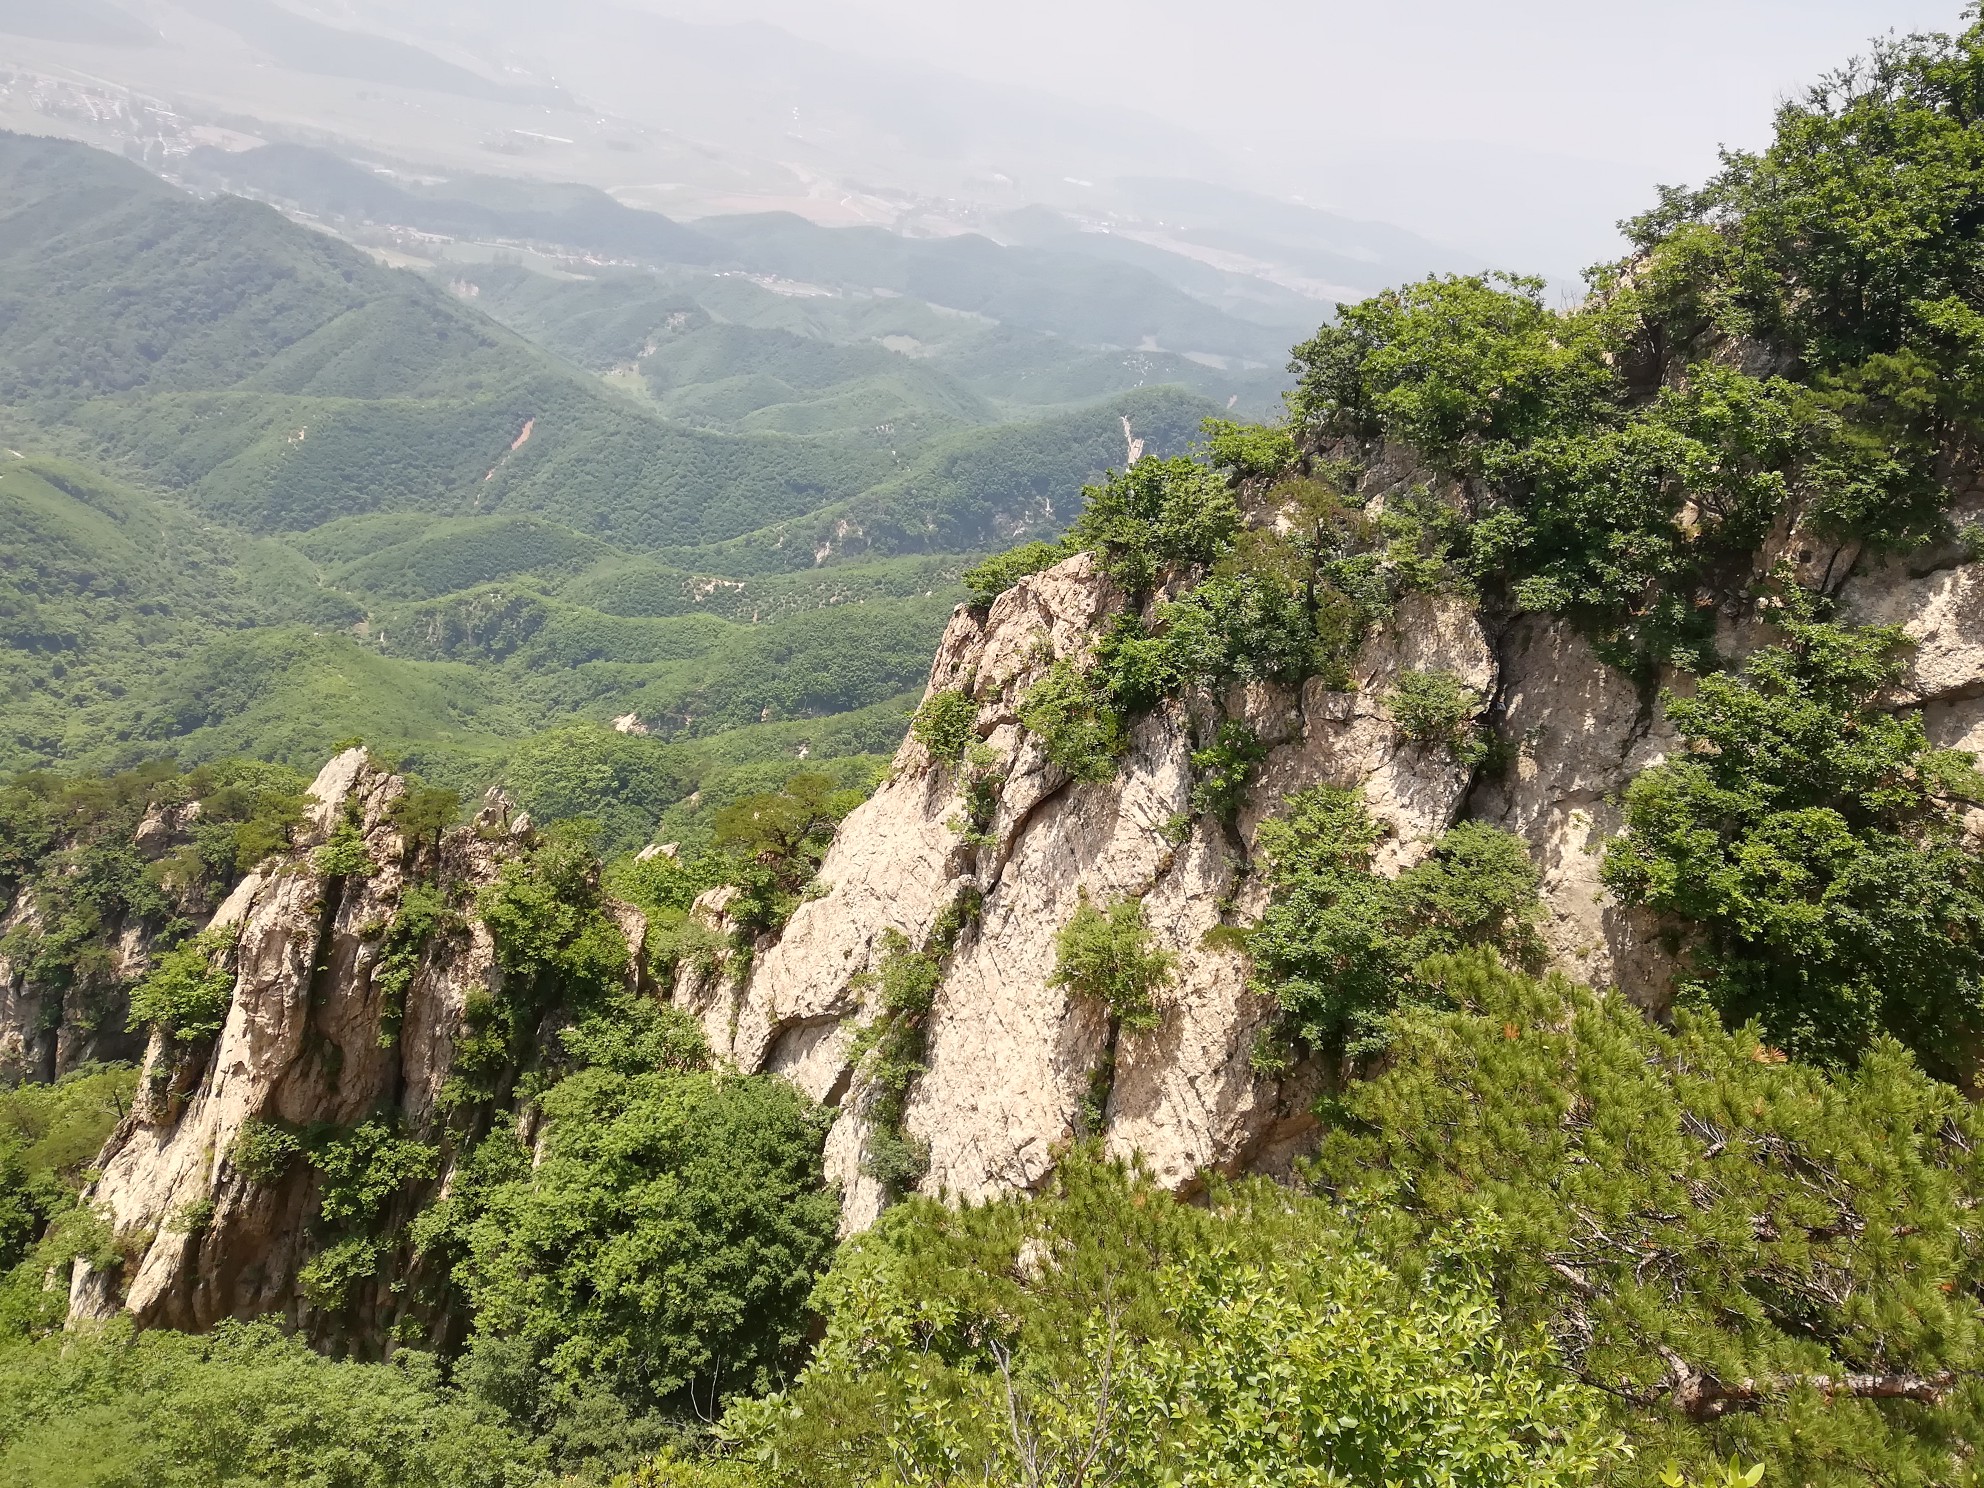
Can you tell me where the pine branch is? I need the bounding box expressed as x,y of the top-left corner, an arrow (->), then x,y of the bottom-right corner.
1640,1347 -> 1960,1421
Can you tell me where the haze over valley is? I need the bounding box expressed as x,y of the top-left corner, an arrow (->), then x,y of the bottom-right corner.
4,7 -> 1984,1488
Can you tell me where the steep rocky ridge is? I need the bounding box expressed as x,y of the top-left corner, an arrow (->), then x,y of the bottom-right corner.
682,508 -> 1984,1230
34,478 -> 1984,1319
71,751 -> 543,1338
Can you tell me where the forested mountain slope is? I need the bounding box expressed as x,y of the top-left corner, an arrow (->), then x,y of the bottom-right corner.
0,130 -> 1221,798
8,15 -> 1984,1488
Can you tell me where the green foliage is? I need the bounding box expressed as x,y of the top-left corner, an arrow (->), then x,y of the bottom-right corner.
454,1058 -> 838,1419
947,743 -> 1006,846
1151,565 -> 1341,690
1663,18 -> 1984,380
1200,415 -> 1299,480
852,931 -> 946,1197
1604,603 -> 1984,1074
500,724 -> 693,856
374,884 -> 459,1047
725,1158 -> 1620,1488
1287,28 -> 1984,662
309,1118 -> 441,1233
126,926 -> 238,1043
229,1118 -> 302,1186
1016,657 -> 1129,782
608,850 -> 719,919
1013,454 -> 1374,791
848,894 -> 979,1199
0,1064 -> 135,1274
478,823 -> 630,1000
1387,668 -> 1487,762
710,773 -> 866,940
390,782 -> 464,847
1249,788 -> 1543,1055
1312,950 -> 1984,1486
1066,456 -> 1241,594
0,759 -> 305,1062
909,688 -> 978,762
1050,896 -> 1175,1033
1292,272 -> 1616,469
0,1320 -> 542,1487
457,823 -> 633,1107
960,539 -> 1071,607
313,817 -> 376,878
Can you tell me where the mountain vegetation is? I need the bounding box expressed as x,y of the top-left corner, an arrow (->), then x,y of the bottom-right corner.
4,12 -> 1984,1488
0,128 -> 1223,816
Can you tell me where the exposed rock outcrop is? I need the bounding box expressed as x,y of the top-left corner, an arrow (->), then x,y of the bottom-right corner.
56,529 -> 1984,1310
75,751 -> 526,1338
684,534 -> 1984,1231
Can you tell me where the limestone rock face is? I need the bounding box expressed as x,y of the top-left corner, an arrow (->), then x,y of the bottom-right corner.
77,751 -> 523,1334
690,544 -> 1984,1231
688,561 -> 1492,1229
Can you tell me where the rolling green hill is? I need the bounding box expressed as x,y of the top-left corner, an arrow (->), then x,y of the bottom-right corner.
0,129 -> 1244,828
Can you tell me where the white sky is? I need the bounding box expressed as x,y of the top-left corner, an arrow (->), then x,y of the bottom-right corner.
639,0 -> 1971,268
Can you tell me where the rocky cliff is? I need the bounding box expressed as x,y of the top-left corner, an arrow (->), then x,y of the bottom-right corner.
679,494 -> 1984,1231
35,473 -> 1984,1321
72,751 -> 537,1338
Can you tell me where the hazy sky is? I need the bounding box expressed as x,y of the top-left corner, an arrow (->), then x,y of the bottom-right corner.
638,0 -> 1969,266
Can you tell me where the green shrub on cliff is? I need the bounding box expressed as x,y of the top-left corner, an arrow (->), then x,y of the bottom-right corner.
1604,601 -> 1984,1075
1248,788 -> 1543,1058
1051,895 -> 1175,1032
126,926 -> 239,1043
452,1022 -> 838,1424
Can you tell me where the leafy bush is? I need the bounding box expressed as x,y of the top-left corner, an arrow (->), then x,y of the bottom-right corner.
723,1158 -> 1620,1488
1286,26 -> 1984,664
373,883 -> 458,1047
1386,669 -> 1485,761
1153,569 -> 1331,690
1290,272 -> 1616,470
960,539 -> 1070,607
0,1064 -> 136,1273
1050,895 -> 1175,1033
0,1320 -> 541,1487
1188,720 -> 1267,821
1066,456 -> 1240,594
500,724 -> 690,855
461,823 -> 634,1105
454,1061 -> 838,1419
608,849 -> 719,918
477,823 -> 630,1002
389,782 -> 463,848
126,926 -> 239,1042
229,1118 -> 302,1186
1603,603 -> 1984,1074
294,1116 -> 441,1310
848,893 -> 976,1197
1016,658 -> 1127,782
1249,788 -> 1542,1056
1313,949 -> 1984,1487
710,772 -> 866,939
313,818 -> 375,879
909,687 -> 977,762
1200,415 -> 1298,480
309,1119 -> 440,1233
